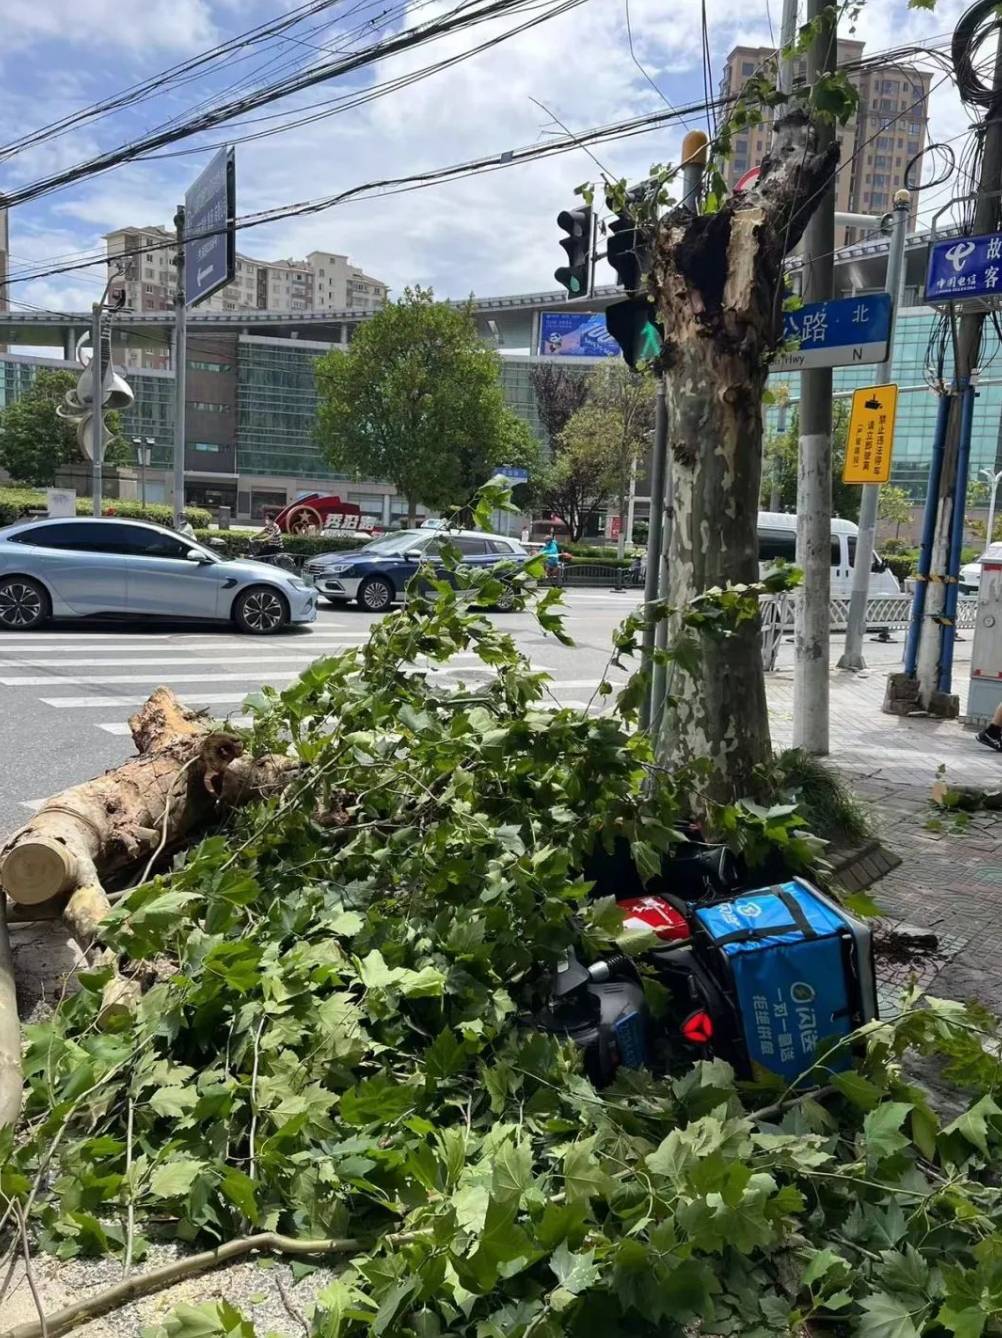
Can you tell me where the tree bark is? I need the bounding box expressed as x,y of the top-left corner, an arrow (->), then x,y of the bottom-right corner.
652,109 -> 838,802
0,689 -> 297,924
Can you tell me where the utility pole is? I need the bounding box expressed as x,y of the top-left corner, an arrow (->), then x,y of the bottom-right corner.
777,0 -> 798,99
90,300 -> 104,518
792,0 -> 836,753
769,396 -> 787,511
910,34 -> 1002,709
173,203 -> 187,527
838,189 -> 910,671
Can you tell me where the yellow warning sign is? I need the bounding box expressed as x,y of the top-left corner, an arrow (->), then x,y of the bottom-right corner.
843,383 -> 898,484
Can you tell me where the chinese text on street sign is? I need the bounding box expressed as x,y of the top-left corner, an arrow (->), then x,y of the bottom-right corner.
844,384 -> 898,484
925,232 -> 1002,307
771,294 -> 892,373
497,466 -> 529,482
185,147 -> 235,307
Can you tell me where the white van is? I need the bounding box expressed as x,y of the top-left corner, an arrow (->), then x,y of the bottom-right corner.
757,512 -> 901,597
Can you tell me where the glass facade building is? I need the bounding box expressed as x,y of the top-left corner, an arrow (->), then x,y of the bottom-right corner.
236,337 -> 350,481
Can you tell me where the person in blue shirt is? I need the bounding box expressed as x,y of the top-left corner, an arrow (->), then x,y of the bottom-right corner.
542,531 -> 561,582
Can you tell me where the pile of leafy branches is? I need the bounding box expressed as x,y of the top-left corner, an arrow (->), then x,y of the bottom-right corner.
4,485 -> 1002,1338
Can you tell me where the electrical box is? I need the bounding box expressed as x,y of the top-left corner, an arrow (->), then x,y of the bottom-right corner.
968,542 -> 1002,725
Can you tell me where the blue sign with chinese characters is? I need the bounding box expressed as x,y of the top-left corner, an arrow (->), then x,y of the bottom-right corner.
497,466 -> 529,483
184,147 -> 235,308
538,311 -> 618,358
925,232 -> 1002,307
772,293 -> 892,373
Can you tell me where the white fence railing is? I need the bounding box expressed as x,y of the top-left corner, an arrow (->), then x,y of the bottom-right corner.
759,594 -> 978,671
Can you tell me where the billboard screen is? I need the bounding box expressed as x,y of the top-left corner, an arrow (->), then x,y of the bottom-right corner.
538,311 -> 618,358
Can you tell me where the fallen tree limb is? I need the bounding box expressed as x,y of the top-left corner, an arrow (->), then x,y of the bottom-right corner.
0,898 -> 20,1128
1,1230 -> 422,1338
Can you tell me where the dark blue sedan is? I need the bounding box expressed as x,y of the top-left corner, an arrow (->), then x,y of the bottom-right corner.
303,529 -> 528,612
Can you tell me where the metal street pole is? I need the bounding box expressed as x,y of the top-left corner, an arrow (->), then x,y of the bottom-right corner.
913,31 -> 1002,710
173,203 -> 187,527
90,300 -> 104,518
982,466 -> 1002,545
838,189 -> 910,671
769,398 -> 787,511
792,0 -> 836,753
625,454 -> 637,548
777,0 -> 798,98
640,379 -> 667,732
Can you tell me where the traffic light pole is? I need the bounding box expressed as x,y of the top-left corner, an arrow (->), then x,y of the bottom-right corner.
792,0 -> 836,754
837,189 -> 910,671
173,203 -> 188,527
640,378 -> 667,733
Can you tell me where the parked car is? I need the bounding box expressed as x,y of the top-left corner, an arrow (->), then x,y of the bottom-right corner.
757,512 -> 901,597
303,529 -> 527,612
0,517 -> 318,634
960,556 -> 984,595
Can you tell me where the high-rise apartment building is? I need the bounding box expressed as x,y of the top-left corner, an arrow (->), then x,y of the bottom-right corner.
719,40 -> 931,247
103,226 -> 388,369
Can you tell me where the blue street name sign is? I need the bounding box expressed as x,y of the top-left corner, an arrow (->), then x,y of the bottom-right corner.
772,293 -> 892,373
497,466 -> 529,482
925,232 -> 1002,308
185,147 -> 236,308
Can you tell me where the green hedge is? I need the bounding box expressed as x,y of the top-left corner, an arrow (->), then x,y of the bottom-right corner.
193,529 -> 368,559
0,487 -> 210,529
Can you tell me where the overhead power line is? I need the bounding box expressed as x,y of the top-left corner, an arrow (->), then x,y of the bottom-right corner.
0,0 -> 587,212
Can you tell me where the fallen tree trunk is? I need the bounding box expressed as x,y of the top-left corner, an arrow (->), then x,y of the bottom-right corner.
0,688 -> 298,1125
0,688 -> 294,923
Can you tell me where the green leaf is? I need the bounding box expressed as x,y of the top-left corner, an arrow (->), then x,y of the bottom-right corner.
491,1137 -> 533,1203
149,1086 -> 198,1119
943,1095 -> 1002,1155
340,1074 -> 416,1127
802,1248 -> 846,1287
160,1301 -> 257,1338
833,1070 -> 885,1111
936,1304 -> 988,1338
149,1158 -> 205,1200
549,1241 -> 601,1296
424,1028 -> 465,1081
857,1291 -> 925,1338
862,1102 -> 913,1163
563,1136 -> 613,1203
219,1167 -> 258,1221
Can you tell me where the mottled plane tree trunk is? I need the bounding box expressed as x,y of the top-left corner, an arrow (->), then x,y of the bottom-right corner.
653,109 -> 837,802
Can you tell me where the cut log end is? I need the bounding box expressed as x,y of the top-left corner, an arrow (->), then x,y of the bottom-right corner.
1,836 -> 77,905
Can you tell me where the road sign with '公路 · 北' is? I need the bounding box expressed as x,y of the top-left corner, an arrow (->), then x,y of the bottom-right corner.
843,384 -> 898,484
771,294 -> 892,373
185,147 -> 235,307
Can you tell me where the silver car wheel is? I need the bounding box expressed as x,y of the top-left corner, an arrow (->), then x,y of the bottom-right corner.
0,580 -> 44,629
360,578 -> 392,612
241,588 -> 286,633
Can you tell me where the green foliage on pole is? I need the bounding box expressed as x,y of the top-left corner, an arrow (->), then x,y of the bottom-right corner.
314,287 -> 540,520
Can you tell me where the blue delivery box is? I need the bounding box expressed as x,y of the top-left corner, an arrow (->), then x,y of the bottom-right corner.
693,879 -> 877,1082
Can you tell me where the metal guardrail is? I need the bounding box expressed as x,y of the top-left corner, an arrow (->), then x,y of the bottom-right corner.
544,563 -> 639,589
759,593 -> 978,671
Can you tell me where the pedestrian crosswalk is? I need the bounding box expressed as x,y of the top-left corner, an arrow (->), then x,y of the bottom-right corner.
0,617 -> 620,747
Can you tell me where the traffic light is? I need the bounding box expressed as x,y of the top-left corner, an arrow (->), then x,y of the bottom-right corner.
554,205 -> 593,297
605,299 -> 663,370
604,195 -> 662,369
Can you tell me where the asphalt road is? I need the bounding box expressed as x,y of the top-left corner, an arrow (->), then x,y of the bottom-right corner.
0,589 -> 641,835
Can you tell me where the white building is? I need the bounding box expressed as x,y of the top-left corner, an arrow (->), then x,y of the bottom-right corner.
103,226 -> 388,369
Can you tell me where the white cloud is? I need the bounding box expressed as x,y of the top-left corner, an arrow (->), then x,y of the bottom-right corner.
0,0 -> 217,54
2,0 -> 971,315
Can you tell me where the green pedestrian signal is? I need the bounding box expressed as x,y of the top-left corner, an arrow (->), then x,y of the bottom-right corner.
555,206 -> 593,297
605,297 -> 663,370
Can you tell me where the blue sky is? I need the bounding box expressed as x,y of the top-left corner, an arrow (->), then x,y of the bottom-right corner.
0,0 -> 973,316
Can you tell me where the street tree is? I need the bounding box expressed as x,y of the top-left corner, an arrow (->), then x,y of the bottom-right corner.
537,403 -> 617,541
649,81 -> 855,800
878,485 -> 913,541
587,362 -> 655,556
762,401 -> 860,523
0,369 -> 129,487
314,288 -> 538,522
528,362 -> 590,444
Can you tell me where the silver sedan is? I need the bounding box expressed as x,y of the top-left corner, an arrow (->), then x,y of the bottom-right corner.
0,517 -> 317,634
